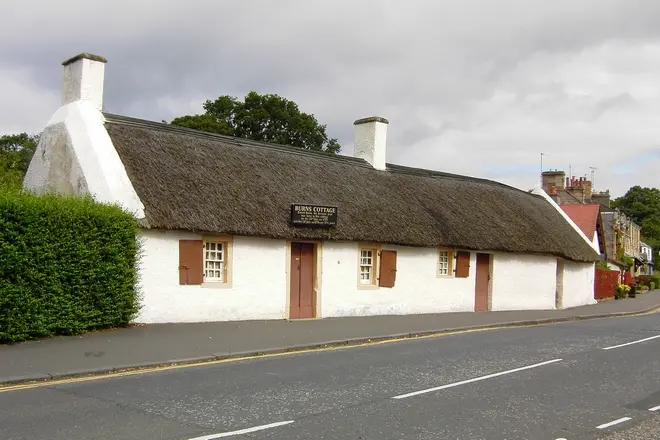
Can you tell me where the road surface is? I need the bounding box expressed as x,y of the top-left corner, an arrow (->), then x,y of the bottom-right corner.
1,312 -> 659,439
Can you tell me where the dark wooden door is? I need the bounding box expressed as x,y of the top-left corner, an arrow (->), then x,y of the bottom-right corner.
474,253 -> 490,312
290,242 -> 315,319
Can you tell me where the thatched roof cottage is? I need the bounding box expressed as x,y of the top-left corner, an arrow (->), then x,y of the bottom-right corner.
24,53 -> 599,323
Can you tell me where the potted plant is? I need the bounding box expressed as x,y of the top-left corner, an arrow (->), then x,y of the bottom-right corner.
615,284 -> 630,299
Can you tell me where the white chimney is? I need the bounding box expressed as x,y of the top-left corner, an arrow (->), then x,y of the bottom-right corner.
353,116 -> 389,170
61,52 -> 107,111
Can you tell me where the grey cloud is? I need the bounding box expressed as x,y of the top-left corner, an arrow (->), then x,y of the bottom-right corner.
3,0 -> 660,195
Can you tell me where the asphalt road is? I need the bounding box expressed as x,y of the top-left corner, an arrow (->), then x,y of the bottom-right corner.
1,313 -> 659,440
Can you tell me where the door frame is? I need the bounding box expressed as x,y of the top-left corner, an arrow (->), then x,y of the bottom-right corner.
474,252 -> 493,312
285,240 -> 323,319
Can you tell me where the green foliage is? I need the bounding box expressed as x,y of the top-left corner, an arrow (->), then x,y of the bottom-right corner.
621,255 -> 634,269
0,133 -> 39,187
170,91 -> 341,154
615,283 -> 630,299
596,260 -> 610,270
0,188 -> 141,343
651,276 -> 660,291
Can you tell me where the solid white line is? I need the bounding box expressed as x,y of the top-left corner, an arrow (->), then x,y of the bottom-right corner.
391,358 -> 563,400
602,334 -> 660,350
187,420 -> 295,439
597,417 -> 632,429
649,405 -> 660,412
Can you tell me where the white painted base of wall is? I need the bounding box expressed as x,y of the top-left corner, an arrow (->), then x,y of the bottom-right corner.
321,243 -> 476,317
490,254 -> 557,311
136,230 -> 287,323
134,231 -> 598,323
562,261 -> 597,308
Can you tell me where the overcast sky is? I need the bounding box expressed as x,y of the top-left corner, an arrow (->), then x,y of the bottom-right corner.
3,0 -> 660,197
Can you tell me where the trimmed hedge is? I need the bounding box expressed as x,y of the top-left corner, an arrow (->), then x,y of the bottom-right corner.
0,188 -> 141,343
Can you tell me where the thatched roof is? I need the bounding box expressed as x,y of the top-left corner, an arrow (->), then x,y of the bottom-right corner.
104,114 -> 599,262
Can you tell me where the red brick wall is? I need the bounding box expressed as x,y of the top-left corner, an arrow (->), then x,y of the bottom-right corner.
595,268 -> 619,300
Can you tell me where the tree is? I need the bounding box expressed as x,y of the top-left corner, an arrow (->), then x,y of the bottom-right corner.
612,186 -> 660,264
0,133 -> 39,189
170,91 -> 341,153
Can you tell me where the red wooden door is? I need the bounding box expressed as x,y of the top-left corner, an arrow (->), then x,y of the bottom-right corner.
474,253 -> 490,312
290,242 -> 315,319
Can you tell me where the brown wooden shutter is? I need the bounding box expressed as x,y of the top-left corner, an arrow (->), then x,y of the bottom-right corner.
179,240 -> 204,285
455,251 -> 471,278
379,250 -> 397,288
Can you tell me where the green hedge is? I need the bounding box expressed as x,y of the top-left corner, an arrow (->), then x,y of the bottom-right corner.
0,188 -> 141,343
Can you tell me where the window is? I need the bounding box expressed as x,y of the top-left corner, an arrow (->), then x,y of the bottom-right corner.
437,249 -> 454,277
204,240 -> 230,283
360,249 -> 375,284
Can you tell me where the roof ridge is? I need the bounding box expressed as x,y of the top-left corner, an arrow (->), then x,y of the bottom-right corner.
103,112 -> 373,168
103,112 -> 538,195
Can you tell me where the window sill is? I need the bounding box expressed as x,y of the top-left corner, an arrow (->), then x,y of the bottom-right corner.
436,274 -> 455,279
357,284 -> 380,290
201,282 -> 232,289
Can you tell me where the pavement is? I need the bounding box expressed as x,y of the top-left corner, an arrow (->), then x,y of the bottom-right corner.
1,290 -> 660,387
1,309 -> 660,439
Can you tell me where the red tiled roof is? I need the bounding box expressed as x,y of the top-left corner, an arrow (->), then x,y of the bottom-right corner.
560,204 -> 601,240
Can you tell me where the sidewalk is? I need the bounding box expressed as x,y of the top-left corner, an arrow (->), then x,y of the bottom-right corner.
2,291 -> 660,385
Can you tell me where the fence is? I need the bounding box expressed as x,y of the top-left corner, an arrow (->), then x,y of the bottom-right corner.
595,268 -> 619,300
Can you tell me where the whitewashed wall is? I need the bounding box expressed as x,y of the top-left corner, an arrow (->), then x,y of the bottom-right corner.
320,242 -> 476,317
562,261 -> 597,308
490,253 -> 557,311
23,101 -> 144,218
136,230 -> 287,323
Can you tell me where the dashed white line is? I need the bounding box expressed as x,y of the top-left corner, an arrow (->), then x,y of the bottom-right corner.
602,334 -> 660,350
649,405 -> 660,412
187,420 -> 295,439
391,358 -> 563,399
596,417 -> 632,429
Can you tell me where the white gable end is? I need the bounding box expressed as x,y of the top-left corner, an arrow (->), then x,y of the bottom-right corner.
23,54 -> 145,219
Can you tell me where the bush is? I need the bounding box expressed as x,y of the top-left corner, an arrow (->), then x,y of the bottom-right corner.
0,188 -> 141,343
652,281 -> 657,291
615,284 -> 630,299
651,276 -> 660,290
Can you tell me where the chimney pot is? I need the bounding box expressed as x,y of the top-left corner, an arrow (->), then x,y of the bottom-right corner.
61,52 -> 107,111
354,116 -> 389,170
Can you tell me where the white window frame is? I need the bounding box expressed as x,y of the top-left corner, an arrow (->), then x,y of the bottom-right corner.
437,248 -> 454,278
201,236 -> 233,287
358,244 -> 381,289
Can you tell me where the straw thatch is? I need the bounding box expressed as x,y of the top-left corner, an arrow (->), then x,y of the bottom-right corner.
105,114 -> 599,262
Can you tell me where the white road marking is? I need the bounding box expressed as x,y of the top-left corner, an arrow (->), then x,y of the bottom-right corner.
602,334 -> 660,350
649,405 -> 660,412
187,420 -> 295,439
597,417 -> 632,429
391,358 -> 563,400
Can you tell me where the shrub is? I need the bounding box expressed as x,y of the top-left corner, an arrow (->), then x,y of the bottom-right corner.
652,281 -> 657,291
596,260 -> 610,270
651,276 -> 660,290
615,284 -> 630,299
0,188 -> 141,343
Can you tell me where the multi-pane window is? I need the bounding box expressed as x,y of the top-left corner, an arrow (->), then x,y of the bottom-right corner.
438,250 -> 450,276
204,241 -> 224,282
360,249 -> 374,284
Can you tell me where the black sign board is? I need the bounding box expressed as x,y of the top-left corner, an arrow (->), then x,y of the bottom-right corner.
290,204 -> 338,227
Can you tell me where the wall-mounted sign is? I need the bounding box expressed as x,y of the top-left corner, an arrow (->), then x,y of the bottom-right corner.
290,204 -> 338,227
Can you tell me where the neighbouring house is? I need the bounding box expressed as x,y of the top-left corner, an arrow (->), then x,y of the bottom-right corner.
23,53 -> 600,323
541,170 -> 611,207
640,241 -> 654,276
542,170 -> 642,276
558,204 -> 604,256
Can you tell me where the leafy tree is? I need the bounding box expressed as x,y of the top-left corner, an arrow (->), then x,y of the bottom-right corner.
0,133 -> 39,188
170,91 -> 341,153
612,186 -> 660,263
